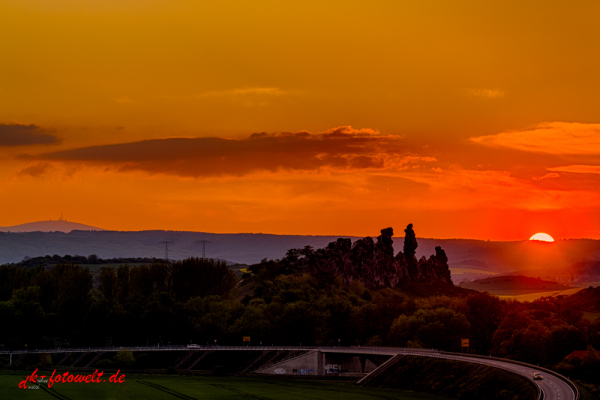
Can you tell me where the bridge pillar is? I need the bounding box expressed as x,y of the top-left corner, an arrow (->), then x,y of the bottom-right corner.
318,351 -> 324,375
254,350 -> 322,375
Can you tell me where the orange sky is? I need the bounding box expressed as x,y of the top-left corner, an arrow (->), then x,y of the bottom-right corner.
1,1 -> 600,240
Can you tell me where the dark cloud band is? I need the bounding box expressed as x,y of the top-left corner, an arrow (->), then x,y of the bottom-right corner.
0,123 -> 59,146
25,126 -> 413,177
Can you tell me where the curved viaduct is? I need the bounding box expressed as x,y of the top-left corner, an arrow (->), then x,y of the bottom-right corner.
1,346 -> 577,400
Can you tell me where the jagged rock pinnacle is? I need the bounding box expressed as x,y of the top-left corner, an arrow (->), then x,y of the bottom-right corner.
291,224 -> 452,288
403,223 -> 418,261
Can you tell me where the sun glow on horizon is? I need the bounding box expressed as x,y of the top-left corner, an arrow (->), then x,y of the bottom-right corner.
529,233 -> 555,242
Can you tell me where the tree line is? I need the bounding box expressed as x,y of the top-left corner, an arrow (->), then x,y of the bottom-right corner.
1,255 -> 599,390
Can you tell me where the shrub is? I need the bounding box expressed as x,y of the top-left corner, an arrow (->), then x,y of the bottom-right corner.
364,335 -> 383,347
213,365 -> 228,376
114,349 -> 135,367
95,359 -> 114,368
38,354 -> 52,367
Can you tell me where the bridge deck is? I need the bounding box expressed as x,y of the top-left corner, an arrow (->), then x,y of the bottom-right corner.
0,346 -> 578,400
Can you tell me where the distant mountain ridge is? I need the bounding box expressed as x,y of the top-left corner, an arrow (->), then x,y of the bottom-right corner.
0,222 -> 599,279
0,219 -> 104,233
0,229 -> 360,265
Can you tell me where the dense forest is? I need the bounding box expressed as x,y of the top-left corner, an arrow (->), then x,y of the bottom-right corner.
1,254 -> 599,393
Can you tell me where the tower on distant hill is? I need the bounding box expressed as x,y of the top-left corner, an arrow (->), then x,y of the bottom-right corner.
159,241 -> 175,262
195,240 -> 213,258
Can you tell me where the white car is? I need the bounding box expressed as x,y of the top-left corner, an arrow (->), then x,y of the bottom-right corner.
187,344 -> 201,348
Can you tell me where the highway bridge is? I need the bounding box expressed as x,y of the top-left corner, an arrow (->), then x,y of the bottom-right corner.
0,346 -> 577,400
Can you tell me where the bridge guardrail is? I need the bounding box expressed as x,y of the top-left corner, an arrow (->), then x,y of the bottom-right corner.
0,345 -> 440,355
403,351 -> 544,400
440,351 -> 577,400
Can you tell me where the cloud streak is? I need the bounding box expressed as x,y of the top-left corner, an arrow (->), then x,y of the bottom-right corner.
468,89 -> 505,98
18,163 -> 52,177
470,122 -> 600,155
25,126 -> 430,178
547,165 -> 600,174
0,123 -> 59,147
399,168 -> 600,211
112,96 -> 135,104
532,172 -> 560,181
196,87 -> 286,98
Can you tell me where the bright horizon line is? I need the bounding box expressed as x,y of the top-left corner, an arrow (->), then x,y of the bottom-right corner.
1,218 -> 594,242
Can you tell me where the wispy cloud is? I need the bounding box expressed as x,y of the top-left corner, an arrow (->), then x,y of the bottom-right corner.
532,172 -> 560,181
398,168 -> 600,211
470,122 -> 600,155
196,87 -> 286,98
194,87 -> 289,107
112,96 -> 135,104
0,123 -> 59,147
18,162 -> 52,177
547,165 -> 600,174
467,89 -> 505,98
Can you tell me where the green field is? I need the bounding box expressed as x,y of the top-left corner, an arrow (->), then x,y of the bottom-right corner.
0,371 -> 450,400
497,287 -> 584,302
449,267 -> 498,276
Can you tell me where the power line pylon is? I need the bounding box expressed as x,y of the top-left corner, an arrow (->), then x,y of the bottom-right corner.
158,241 -> 175,262
195,240 -> 213,258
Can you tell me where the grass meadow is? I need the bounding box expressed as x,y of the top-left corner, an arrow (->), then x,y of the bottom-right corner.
0,371 -> 450,400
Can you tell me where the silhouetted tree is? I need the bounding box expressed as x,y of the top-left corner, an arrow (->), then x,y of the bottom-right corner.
465,292 -> 504,353
388,308 -> 470,351
98,266 -> 117,306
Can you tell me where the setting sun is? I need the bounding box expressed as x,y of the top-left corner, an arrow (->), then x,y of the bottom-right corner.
529,233 -> 555,242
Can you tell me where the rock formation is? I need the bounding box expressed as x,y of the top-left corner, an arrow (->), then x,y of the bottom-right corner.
291,224 -> 452,288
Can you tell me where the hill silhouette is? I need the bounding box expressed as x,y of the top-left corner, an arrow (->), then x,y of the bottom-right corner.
0,229 -> 356,265
555,285 -> 600,313
0,219 -> 104,233
460,275 -> 572,296
0,225 -> 599,278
